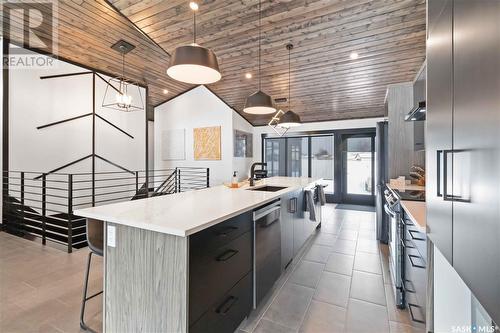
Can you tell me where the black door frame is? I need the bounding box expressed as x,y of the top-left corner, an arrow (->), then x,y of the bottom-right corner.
339,132 -> 376,206
261,127 -> 376,205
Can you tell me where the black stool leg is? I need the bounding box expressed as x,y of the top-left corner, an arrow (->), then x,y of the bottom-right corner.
80,251 -> 100,333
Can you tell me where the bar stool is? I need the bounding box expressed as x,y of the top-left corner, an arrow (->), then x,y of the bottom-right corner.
80,218 -> 103,332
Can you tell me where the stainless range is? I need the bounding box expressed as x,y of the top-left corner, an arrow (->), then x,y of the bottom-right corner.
384,188 -> 405,308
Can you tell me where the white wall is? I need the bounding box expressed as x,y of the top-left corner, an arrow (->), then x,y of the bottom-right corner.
7,46 -> 146,212
154,86 -> 234,186
9,46 -> 146,174
232,111 -> 254,180
252,117 -> 385,161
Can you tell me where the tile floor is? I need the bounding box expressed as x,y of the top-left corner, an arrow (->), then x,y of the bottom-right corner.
0,203 -> 425,333
239,204 -> 426,333
0,232 -> 102,333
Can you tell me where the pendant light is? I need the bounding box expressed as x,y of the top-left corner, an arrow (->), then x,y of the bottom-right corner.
102,40 -> 144,112
243,0 -> 276,115
167,2 -> 221,85
279,43 -> 302,128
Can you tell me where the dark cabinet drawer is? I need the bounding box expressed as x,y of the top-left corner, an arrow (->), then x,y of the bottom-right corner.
189,231 -> 252,325
190,272 -> 253,333
404,247 -> 426,323
405,226 -> 427,263
190,211 -> 252,256
189,211 -> 253,255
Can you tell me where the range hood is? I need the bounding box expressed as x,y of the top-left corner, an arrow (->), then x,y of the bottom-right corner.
405,101 -> 426,121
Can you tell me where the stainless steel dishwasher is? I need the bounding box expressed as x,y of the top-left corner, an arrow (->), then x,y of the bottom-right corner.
253,199 -> 281,308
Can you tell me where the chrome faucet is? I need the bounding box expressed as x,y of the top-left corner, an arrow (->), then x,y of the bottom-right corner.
250,162 -> 267,186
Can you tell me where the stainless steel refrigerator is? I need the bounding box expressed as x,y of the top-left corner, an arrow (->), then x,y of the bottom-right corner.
375,121 -> 389,243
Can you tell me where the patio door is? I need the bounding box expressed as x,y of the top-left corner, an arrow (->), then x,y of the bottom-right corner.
340,133 -> 375,205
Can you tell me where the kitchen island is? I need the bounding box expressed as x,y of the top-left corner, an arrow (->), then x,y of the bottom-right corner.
75,176 -> 322,333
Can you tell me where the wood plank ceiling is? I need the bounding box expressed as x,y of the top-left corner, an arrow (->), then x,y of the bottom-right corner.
4,0 -> 426,124
110,0 -> 427,124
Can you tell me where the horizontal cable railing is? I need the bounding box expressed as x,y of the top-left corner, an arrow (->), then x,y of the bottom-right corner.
2,167 -> 209,252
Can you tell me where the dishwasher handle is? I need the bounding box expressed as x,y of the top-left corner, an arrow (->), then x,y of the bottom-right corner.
253,205 -> 281,221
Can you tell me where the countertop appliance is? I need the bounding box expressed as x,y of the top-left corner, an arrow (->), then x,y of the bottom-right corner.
253,199 -> 281,308
375,121 -> 389,243
384,188 -> 405,308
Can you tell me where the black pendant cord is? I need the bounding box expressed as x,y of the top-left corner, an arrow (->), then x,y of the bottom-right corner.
193,9 -> 196,44
288,45 -> 291,111
258,0 -> 262,90
121,52 -> 125,93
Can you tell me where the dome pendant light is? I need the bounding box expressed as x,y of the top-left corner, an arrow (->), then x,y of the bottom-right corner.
243,0 -> 276,115
167,2 -> 221,85
279,43 -> 302,128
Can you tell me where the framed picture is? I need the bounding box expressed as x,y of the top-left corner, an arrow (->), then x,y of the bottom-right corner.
234,130 -> 253,158
193,126 -> 221,160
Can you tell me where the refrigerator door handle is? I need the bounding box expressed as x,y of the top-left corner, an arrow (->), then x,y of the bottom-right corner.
437,150 -> 443,197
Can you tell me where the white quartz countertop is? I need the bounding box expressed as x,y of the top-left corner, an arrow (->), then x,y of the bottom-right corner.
74,177 -> 321,237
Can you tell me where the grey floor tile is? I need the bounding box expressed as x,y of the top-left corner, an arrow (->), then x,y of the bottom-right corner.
263,282 -> 314,330
324,252 -> 354,276
319,222 -> 342,235
389,321 -> 426,333
331,239 -> 357,256
304,245 -> 332,264
254,318 -> 295,333
350,270 -> 387,306
290,260 -> 325,289
313,233 -> 337,247
345,298 -> 390,333
353,252 -> 382,275
313,271 -> 351,308
340,221 -> 360,231
356,239 -> 380,254
299,300 -> 346,333
338,229 -> 358,241
358,229 -> 377,240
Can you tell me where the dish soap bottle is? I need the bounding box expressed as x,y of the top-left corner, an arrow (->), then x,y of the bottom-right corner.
231,171 -> 238,188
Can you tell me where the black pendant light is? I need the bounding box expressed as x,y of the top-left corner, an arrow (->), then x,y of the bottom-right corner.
167,2 -> 221,85
243,0 -> 276,115
279,43 -> 301,128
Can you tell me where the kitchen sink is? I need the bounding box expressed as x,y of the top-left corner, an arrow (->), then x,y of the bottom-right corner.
247,185 -> 288,192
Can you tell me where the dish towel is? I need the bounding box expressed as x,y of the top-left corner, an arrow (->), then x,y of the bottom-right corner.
305,189 -> 316,221
317,184 -> 326,206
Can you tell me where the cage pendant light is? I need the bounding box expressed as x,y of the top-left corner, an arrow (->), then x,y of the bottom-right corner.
243,0 -> 276,115
102,40 -> 144,112
279,43 -> 301,128
167,2 -> 221,85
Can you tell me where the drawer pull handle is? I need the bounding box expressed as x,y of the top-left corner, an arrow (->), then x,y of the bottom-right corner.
408,254 -> 426,269
408,229 -> 425,241
216,226 -> 238,237
408,303 -> 425,324
216,249 -> 239,262
216,295 -> 238,315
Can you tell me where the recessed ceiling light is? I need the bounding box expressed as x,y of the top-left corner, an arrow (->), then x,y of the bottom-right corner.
245,73 -> 252,79
350,52 -> 359,60
189,2 -> 198,11
163,89 -> 169,94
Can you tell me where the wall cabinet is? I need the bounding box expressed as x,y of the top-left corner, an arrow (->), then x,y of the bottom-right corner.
427,0 -> 500,322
